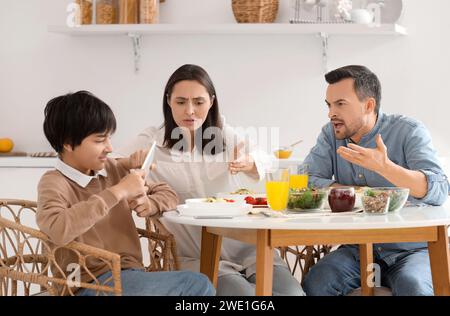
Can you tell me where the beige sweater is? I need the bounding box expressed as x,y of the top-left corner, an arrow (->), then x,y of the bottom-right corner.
36,158 -> 178,284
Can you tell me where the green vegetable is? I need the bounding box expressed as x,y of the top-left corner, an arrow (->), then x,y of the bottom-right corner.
288,188 -> 326,210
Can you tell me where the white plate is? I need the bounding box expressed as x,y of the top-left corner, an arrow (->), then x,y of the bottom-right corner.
177,204 -> 251,218
185,198 -> 247,210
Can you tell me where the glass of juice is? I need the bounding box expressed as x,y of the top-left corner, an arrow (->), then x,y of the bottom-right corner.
265,168 -> 290,211
289,164 -> 309,190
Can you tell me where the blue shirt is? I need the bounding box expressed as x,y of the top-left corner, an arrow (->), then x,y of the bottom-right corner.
303,112 -> 450,265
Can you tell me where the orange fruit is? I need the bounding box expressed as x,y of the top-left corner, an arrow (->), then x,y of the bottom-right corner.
0,138 -> 14,153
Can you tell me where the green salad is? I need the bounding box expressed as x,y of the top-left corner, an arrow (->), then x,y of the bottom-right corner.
287,188 -> 326,210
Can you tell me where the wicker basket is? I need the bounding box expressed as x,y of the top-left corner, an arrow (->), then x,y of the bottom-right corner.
231,0 -> 279,23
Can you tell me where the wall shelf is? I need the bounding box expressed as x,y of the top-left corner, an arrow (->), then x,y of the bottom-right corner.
48,23 -> 407,72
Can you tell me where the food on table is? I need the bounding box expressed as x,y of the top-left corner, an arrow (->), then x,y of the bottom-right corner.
385,188 -> 409,212
287,188 -> 327,211
328,187 -> 356,213
229,188 -> 254,195
244,196 -> 267,206
362,190 -> 390,214
204,197 -> 235,203
363,187 -> 409,213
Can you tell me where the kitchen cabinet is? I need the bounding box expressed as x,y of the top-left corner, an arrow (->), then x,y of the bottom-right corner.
0,158 -> 55,201
0,158 -> 55,230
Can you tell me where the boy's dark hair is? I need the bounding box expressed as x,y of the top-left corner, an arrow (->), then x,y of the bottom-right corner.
43,91 -> 116,153
325,65 -> 382,115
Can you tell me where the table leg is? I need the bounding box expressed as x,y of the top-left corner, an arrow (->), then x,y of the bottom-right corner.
359,243 -> 374,296
428,225 -> 450,296
200,227 -> 222,288
256,229 -> 273,296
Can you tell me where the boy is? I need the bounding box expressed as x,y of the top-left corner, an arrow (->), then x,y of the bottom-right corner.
37,90 -> 215,296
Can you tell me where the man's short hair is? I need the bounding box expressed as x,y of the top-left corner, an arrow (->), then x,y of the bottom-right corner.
325,65 -> 382,114
43,91 -> 116,153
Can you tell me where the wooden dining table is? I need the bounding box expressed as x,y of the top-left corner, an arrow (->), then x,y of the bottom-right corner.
164,201 -> 450,296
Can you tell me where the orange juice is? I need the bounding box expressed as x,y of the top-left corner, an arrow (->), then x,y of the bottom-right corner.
265,181 -> 289,211
289,174 -> 308,189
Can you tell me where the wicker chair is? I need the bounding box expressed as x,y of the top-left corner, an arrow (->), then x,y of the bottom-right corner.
278,245 -> 332,284
0,199 -> 178,296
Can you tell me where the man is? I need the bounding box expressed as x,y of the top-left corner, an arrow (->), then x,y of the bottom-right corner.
302,65 -> 449,296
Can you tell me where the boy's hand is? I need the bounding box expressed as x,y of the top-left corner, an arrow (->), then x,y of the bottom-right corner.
110,170 -> 146,201
119,150 -> 156,172
128,193 -> 158,217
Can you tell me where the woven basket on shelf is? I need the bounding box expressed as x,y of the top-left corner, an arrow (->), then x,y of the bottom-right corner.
231,0 -> 279,23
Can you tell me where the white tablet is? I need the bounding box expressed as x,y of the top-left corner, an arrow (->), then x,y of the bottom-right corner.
140,141 -> 157,171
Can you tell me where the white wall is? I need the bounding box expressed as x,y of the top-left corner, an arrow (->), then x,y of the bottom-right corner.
1,0 -> 450,162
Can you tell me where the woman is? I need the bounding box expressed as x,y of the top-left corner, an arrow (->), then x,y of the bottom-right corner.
117,64 -> 304,296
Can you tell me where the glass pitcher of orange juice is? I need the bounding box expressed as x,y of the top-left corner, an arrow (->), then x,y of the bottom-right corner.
289,164 -> 309,190
265,168 -> 290,211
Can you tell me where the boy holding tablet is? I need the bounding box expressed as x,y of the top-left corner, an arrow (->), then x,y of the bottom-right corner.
37,90 -> 214,296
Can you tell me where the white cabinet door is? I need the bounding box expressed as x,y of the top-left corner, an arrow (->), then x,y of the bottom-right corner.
0,168 -> 51,201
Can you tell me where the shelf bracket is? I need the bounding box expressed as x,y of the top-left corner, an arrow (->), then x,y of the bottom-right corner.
128,33 -> 142,73
319,32 -> 329,74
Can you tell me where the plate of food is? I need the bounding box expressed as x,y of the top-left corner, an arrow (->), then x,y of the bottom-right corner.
185,197 -> 248,210
216,188 -> 266,204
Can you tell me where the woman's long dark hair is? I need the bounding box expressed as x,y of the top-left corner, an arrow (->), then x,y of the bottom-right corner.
162,64 -> 225,155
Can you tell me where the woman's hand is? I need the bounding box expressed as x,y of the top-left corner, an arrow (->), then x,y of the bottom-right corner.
229,142 -> 258,176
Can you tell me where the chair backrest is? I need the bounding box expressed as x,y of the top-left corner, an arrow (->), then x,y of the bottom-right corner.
0,199 -> 122,296
0,199 -> 50,295
143,216 -> 179,272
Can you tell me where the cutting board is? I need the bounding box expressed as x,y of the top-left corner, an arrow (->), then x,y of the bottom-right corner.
0,152 -> 28,157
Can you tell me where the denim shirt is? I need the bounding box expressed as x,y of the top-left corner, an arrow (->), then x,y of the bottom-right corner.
303,112 -> 450,265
